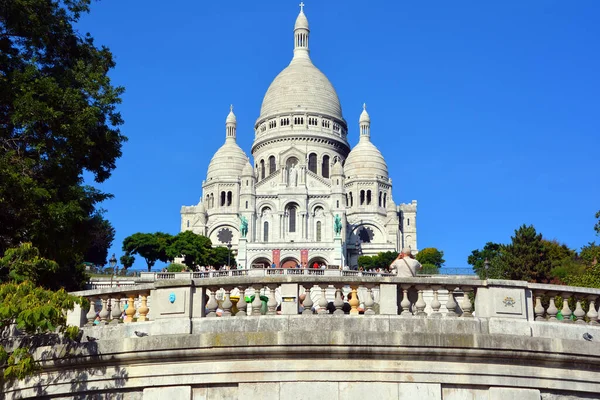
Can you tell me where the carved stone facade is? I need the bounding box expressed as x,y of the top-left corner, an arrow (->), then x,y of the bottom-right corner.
180,5 -> 417,268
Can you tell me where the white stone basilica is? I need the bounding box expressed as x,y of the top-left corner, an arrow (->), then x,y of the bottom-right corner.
181,5 -> 417,268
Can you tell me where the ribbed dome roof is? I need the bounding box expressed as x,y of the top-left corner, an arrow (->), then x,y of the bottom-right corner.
206,141 -> 248,181
344,139 -> 388,180
259,57 -> 343,121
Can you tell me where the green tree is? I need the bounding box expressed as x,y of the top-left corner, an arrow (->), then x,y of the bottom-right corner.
580,242 -> 600,266
0,0 -> 125,290
419,263 -> 440,275
415,248 -> 445,268
467,242 -> 502,279
166,231 -> 212,269
0,243 -> 59,286
82,214 -> 115,267
595,210 -> 600,236
119,254 -> 135,270
210,246 -> 234,268
357,255 -> 375,270
0,281 -> 83,384
358,251 -> 398,270
498,225 -> 552,282
122,233 -> 171,272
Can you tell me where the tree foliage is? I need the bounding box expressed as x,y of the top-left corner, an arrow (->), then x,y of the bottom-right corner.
415,247 -> 445,268
467,242 -> 502,279
0,281 -> 83,382
0,0 -> 125,290
595,210 -> 600,236
166,231 -> 213,269
122,232 -> 170,271
210,246 -> 234,268
358,251 -> 399,270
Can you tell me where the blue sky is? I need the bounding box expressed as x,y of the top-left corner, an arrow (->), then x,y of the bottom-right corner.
78,1 -> 599,269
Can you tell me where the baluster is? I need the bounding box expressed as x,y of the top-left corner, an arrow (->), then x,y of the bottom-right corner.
302,285 -> 314,315
252,286 -> 263,316
349,286 -> 360,316
445,287 -> 457,317
400,284 -> 412,316
460,287 -> 473,317
364,286 -> 375,316
587,296 -> 598,325
573,296 -> 586,324
222,288 -> 233,317
414,286 -> 427,317
99,296 -> 109,324
534,291 -> 546,321
125,293 -> 136,323
333,287 -> 344,315
206,289 -> 218,317
267,285 -> 277,315
547,293 -> 558,321
236,287 -> 247,317
138,292 -> 149,322
86,297 -> 97,326
430,285 -> 441,318
560,293 -> 572,322
317,285 -> 328,315
111,296 -> 122,324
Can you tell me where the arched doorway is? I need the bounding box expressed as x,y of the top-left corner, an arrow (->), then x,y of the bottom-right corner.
251,257 -> 271,269
308,257 -> 328,269
280,257 -> 299,269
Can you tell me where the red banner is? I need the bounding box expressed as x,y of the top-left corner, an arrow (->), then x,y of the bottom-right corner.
272,249 -> 281,267
300,249 -> 308,267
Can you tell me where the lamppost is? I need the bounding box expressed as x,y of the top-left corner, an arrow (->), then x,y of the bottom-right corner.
109,253 -> 117,287
227,242 -> 232,268
355,240 -> 362,271
483,258 -> 490,280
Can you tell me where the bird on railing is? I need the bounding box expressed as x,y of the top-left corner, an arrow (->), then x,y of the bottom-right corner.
134,331 -> 149,337
583,332 -> 593,341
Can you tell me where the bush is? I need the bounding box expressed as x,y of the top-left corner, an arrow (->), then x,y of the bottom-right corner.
166,263 -> 187,272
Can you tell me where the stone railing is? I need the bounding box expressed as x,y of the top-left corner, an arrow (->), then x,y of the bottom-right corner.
529,282 -> 600,323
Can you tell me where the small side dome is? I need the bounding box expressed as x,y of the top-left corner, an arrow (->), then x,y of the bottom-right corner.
206,143 -> 248,181
344,141 -> 388,180
331,160 -> 344,176
242,159 -> 254,176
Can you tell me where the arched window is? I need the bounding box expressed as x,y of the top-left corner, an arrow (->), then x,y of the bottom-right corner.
336,200 -> 339,208
366,190 -> 372,205
322,155 -> 330,178
345,194 -> 348,207
220,191 -> 226,206
205,195 -> 210,207
360,190 -> 365,205
245,201 -> 248,209
407,218 -> 410,226
379,192 -> 382,207
349,192 -> 353,207
308,153 -> 317,173
269,156 -> 276,175
383,193 -> 387,208
227,191 -> 232,206
210,194 -> 214,208
246,180 -> 249,186
288,205 -> 297,232
264,221 -> 269,242
316,221 -> 322,242
187,220 -> 190,228
260,160 -> 265,179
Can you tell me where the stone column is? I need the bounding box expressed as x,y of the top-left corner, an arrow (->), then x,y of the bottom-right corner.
237,237 -> 247,270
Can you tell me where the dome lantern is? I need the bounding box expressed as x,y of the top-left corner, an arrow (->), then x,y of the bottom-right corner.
294,2 -> 310,60
359,103 -> 370,140
226,104 -> 237,141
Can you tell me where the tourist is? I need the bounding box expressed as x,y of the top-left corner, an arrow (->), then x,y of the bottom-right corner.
271,262 -> 276,269
313,262 -> 318,269
389,248 -> 422,277
327,291 -> 351,314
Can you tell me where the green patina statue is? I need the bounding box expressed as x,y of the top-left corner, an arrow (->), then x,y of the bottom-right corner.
334,214 -> 342,236
238,214 -> 248,238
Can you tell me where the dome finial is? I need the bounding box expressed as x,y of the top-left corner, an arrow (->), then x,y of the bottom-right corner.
359,103 -> 371,139
363,103 -> 366,111
230,104 -> 234,112
294,3 -> 310,59
226,105 -> 237,140
299,1 -> 305,12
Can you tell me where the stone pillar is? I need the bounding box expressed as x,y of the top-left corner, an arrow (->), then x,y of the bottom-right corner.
237,237 -> 247,270
280,283 -> 299,315
379,284 -> 398,315
333,236 -> 344,268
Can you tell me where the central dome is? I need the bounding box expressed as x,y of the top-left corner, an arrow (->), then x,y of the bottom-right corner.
257,7 -> 343,123
259,57 -> 343,121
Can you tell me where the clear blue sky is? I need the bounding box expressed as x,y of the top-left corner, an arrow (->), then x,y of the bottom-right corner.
78,1 -> 600,269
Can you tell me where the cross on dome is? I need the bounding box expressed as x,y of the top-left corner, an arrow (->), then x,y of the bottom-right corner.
299,2 -> 305,12
230,104 -> 234,112
363,103 -> 367,110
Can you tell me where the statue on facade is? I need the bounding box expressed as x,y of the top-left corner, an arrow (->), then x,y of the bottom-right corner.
289,164 -> 298,187
334,214 -> 342,236
238,214 -> 248,238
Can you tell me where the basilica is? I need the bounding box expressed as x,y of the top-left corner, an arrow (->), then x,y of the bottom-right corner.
180,5 -> 417,269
